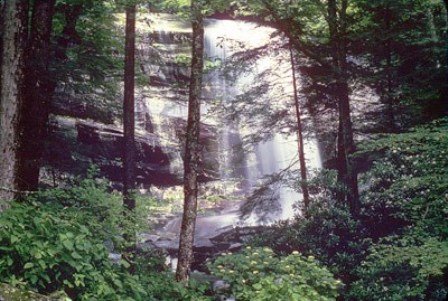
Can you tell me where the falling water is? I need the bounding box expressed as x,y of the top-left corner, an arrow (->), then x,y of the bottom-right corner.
203,19 -> 322,223
152,17 -> 322,245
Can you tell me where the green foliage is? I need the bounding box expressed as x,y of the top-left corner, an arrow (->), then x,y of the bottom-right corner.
0,199 -> 124,299
0,176 -> 210,300
250,199 -> 368,284
357,117 -> 448,238
174,53 -> 192,66
152,0 -> 233,17
250,118 -> 448,299
350,0 -> 447,128
137,272 -> 211,301
27,172 -> 132,248
208,247 -> 342,301
51,0 -> 124,123
344,118 -> 448,300
350,235 -> 448,300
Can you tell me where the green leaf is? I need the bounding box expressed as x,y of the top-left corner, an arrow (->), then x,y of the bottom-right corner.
62,240 -> 74,251
10,235 -> 19,243
120,259 -> 131,268
71,251 -> 83,259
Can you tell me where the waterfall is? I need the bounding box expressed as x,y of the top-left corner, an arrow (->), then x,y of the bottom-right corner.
203,19 -> 322,223
149,16 -> 322,245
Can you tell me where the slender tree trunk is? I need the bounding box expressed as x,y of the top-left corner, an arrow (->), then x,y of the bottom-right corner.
45,4 -> 83,110
123,4 -> 136,210
0,0 -> 29,206
176,0 -> 204,282
385,49 -> 395,131
16,0 -> 56,191
122,5 -> 137,272
443,1 -> 448,93
0,1 -> 5,94
289,42 -> 310,216
328,0 -> 360,217
54,4 -> 83,62
384,7 -> 396,132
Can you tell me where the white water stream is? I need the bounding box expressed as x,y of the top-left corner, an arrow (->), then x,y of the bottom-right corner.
157,19 -> 322,244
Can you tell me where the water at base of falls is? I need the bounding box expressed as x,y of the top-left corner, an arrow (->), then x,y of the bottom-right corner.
151,18 -> 322,249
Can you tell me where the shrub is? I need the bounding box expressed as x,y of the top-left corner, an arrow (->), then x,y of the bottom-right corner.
250,200 -> 368,284
349,234 -> 448,300
356,117 -> 448,239
0,200 -> 127,299
0,178 -> 211,300
208,247 -> 342,301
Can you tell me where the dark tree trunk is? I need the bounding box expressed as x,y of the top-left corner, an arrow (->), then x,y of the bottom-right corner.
336,81 -> 359,217
444,1 -> 448,91
384,6 -> 396,132
0,1 -> 5,93
45,4 -> 83,107
328,0 -> 360,217
385,48 -> 395,131
0,0 -> 29,206
45,3 -> 82,97
176,0 -> 204,282
289,42 -> 310,216
123,5 -> 136,210
54,4 -> 83,62
16,0 -> 56,191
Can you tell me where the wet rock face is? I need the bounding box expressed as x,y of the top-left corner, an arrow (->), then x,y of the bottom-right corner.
75,119 -> 220,186
43,116 -> 219,187
42,13 -> 221,189
75,120 -> 178,186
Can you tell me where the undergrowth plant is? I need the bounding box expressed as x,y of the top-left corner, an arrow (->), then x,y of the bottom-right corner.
208,247 -> 342,301
0,173 -> 211,300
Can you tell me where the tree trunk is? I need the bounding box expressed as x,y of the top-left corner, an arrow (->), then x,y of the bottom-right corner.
289,41 -> 310,216
16,0 -> 56,191
176,0 -> 204,282
328,0 -> 360,217
45,4 -> 83,114
0,1 -> 5,94
443,1 -> 448,90
123,4 -> 136,211
384,6 -> 396,132
0,0 -> 29,207
54,4 -> 83,62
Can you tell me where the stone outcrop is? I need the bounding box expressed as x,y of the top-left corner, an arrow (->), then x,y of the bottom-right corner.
43,116 -> 219,187
42,13 -> 221,189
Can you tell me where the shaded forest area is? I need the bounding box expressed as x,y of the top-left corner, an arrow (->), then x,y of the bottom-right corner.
0,0 -> 447,300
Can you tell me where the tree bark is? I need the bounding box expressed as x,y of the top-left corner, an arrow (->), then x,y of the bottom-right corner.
54,4 -> 83,62
0,0 -> 29,207
328,0 -> 360,217
384,6 -> 396,132
176,0 -> 204,282
122,5 -> 137,271
44,4 -> 83,113
289,42 -> 310,216
0,0 -> 5,93
123,4 -> 136,210
16,0 -> 56,191
443,1 -> 448,90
